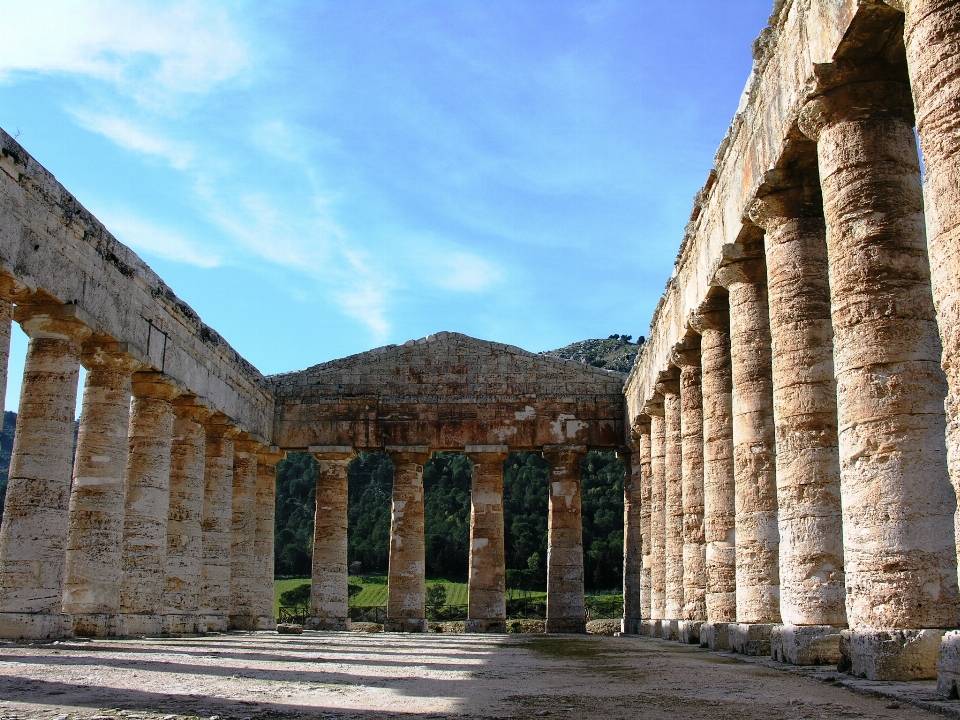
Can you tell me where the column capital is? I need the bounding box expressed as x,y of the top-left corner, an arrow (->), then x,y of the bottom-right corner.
688,294 -> 729,334
131,371 -> 184,401
14,303 -> 94,344
235,436 -> 265,454
205,413 -> 243,440
713,255 -> 766,289
258,446 -> 286,465
464,445 -> 510,464
643,396 -> 665,417
747,185 -> 824,229
670,337 -> 701,369
799,74 -> 913,142
0,273 -> 31,303
81,341 -> 143,373
386,446 -> 432,465
541,444 -> 587,466
654,368 -> 681,397
172,397 -> 215,425
309,445 -> 356,463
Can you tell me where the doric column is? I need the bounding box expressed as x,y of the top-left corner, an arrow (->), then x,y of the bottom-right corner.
715,251 -> 781,655
118,372 -> 179,635
308,446 -> 355,631
638,421 -> 653,625
465,446 -> 510,633
229,437 -> 262,630
0,305 -> 91,640
385,446 -> 431,633
690,294 -> 737,649
673,337 -> 707,643
162,400 -> 211,634
891,1 -> 960,574
648,401 -> 666,629
801,72 -> 957,680
750,183 -> 846,665
542,445 -> 587,633
254,447 -> 284,630
621,426 -> 647,635
200,416 -> 240,632
656,371 -> 683,640
63,342 -> 141,637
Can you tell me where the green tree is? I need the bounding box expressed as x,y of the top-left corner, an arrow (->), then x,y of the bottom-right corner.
423,453 -> 471,579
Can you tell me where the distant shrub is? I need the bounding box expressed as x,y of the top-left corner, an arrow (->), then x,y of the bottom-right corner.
279,582 -> 311,608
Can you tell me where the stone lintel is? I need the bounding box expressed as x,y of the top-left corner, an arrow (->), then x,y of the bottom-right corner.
464,444 -> 509,454
729,623 -> 776,656
385,444 -> 431,454
771,624 -> 843,665
661,619 -> 680,642
14,301 -> 98,336
308,445 -> 355,458
678,620 -> 703,645
701,622 -> 732,650
840,629 -> 945,681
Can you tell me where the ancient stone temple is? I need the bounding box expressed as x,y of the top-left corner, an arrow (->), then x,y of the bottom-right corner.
2,0 -> 960,700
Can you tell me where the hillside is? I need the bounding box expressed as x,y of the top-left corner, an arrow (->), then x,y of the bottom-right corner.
0,411 -> 14,522
541,334 -> 643,373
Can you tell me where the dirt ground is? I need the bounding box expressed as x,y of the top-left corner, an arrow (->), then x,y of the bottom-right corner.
0,632 -> 947,719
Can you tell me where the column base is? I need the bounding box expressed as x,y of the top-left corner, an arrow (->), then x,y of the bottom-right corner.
465,618 -> 506,633
620,617 -> 643,635
678,621 -> 703,644
163,614 -> 206,635
305,616 -> 350,631
546,618 -> 587,634
661,619 -> 679,641
384,617 -> 428,633
256,615 -> 278,631
700,621 -> 731,650
201,615 -> 229,633
646,619 -> 662,638
116,614 -> 164,636
0,612 -> 69,641
729,623 -> 775,656
937,630 -> 960,698
839,628 -> 945,681
228,613 -> 258,631
770,624 -> 842,665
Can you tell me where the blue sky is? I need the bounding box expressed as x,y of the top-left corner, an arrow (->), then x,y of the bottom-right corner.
0,0 -> 772,411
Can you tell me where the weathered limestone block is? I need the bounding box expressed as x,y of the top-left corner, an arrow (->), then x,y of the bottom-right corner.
638,424 -> 653,622
672,339 -> 706,624
689,297 -> 736,626
771,625 -> 843,666
700,621 -> 731,651
621,434 -> 644,635
0,305 -> 91,640
308,447 -> 355,631
119,372 -> 179,636
648,405 -> 666,621
543,445 -> 587,633
386,447 -> 431,633
255,448 -> 283,630
162,401 -> 211,635
801,75 -> 958,679
200,418 -> 240,632
840,629 -> 946,681
938,630 -> 960,699
465,446 -> 510,633
893,1 -> 960,570
63,344 -> 141,637
715,254 -> 781,627
229,438 -> 262,631
657,372 -> 683,624
729,622 -> 776,656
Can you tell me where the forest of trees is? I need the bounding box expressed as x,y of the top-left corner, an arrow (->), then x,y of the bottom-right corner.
274,449 -> 626,591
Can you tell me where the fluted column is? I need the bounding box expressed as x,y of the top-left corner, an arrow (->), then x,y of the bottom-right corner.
465,446 -> 509,633
162,400 -> 211,634
200,417 -> 239,632
229,437 -> 262,630
385,447 -> 431,633
542,445 -> 587,633
308,447 -> 355,631
690,296 -> 737,649
648,402 -> 666,628
621,427 -> 647,635
118,372 -> 179,635
751,183 -> 846,665
0,305 -> 91,640
715,251 -> 781,654
657,371 -> 683,639
63,343 -> 141,637
673,338 -> 707,641
801,73 -> 957,680
255,447 -> 283,630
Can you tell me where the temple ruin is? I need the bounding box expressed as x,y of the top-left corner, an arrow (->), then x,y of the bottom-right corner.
1,0 -> 960,700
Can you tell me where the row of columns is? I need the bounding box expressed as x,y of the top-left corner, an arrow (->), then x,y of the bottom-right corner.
0,299 -> 278,640
623,4 -> 960,682
307,444 -> 592,633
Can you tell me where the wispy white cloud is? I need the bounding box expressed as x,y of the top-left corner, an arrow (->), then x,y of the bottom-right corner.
98,211 -> 221,268
0,0 -> 248,105
69,109 -> 194,169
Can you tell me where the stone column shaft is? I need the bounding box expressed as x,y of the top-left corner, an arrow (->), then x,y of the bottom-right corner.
119,373 -> 178,635
465,447 -> 509,633
716,255 -> 781,627
751,187 -> 846,632
254,449 -> 282,629
622,434 -> 646,634
0,298 -> 10,417
543,445 -> 587,633
801,78 -> 957,678
0,307 -> 90,640
638,427 -> 653,621
63,344 -> 140,637
386,447 -> 431,633
309,448 -> 355,631
649,410 -> 667,621
229,438 -> 261,630
162,402 -> 210,634
200,419 -> 239,632
658,376 -> 683,627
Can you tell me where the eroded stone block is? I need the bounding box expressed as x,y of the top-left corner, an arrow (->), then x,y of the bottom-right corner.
770,624 -> 842,665
839,629 -> 945,681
